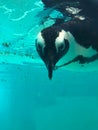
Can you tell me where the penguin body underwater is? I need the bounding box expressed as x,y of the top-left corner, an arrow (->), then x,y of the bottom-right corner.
36,17 -> 98,79
35,0 -> 98,79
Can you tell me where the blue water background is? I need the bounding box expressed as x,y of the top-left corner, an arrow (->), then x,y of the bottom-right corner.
0,0 -> 98,130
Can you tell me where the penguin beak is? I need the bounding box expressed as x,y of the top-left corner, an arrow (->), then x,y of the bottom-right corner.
45,51 -> 56,80
47,60 -> 54,79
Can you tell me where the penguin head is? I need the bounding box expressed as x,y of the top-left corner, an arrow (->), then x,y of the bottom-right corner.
35,26 -> 69,79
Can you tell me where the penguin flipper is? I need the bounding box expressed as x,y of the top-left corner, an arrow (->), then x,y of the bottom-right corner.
55,53 -> 98,70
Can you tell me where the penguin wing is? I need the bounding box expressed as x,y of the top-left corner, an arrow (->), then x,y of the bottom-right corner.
55,53 -> 98,72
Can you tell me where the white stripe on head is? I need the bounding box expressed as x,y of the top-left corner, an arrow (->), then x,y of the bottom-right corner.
37,32 -> 45,46
37,32 -> 45,53
55,30 -> 69,53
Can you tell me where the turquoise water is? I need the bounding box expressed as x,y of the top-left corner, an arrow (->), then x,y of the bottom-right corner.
0,0 -> 98,130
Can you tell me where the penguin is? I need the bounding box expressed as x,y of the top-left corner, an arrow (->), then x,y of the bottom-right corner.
41,0 -> 80,21
41,0 -> 98,21
42,0 -> 79,9
35,17 -> 98,79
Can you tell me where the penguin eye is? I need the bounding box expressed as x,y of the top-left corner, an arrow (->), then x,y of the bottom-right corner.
35,40 -> 45,54
35,39 -> 42,51
37,43 -> 42,51
55,41 -> 66,53
58,43 -> 65,51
